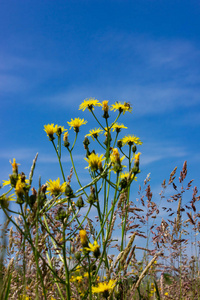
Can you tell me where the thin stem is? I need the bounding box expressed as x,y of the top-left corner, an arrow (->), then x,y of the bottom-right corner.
91,110 -> 105,131
52,140 -> 66,182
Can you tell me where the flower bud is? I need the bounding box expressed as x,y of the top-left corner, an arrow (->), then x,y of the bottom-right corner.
55,207 -> 67,221
83,137 -> 90,149
75,252 -> 81,261
76,196 -> 84,209
117,140 -> 123,149
119,178 -> 128,189
132,145 -> 137,153
65,184 -> 74,198
63,132 -> 70,148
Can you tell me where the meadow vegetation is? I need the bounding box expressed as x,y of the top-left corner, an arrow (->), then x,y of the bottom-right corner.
0,99 -> 200,299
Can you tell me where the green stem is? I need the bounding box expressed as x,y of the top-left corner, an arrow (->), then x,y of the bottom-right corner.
91,110 -> 105,131
62,222 -> 71,300
68,150 -> 88,197
52,140 -> 66,182
95,137 -> 106,150
70,132 -> 78,152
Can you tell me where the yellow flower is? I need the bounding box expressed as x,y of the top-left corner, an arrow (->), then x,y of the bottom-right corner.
70,275 -> 83,283
56,126 -> 67,136
85,128 -> 103,141
120,172 -> 137,181
110,148 -> 120,162
111,123 -> 127,132
110,148 -> 125,173
10,158 -> 20,174
15,177 -> 26,196
134,152 -> 141,162
110,101 -> 132,114
92,279 -> 116,295
84,241 -> 101,258
2,179 -> 11,187
101,100 -> 109,112
67,117 -> 87,132
121,134 -> 142,146
63,131 -> 69,140
164,292 -> 169,296
79,98 -> 101,111
84,153 -> 105,172
79,229 -> 88,247
2,175 -> 29,188
46,178 -> 67,196
44,124 -> 58,140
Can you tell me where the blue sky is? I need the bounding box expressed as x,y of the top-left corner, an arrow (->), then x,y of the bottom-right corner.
1,0 -> 200,216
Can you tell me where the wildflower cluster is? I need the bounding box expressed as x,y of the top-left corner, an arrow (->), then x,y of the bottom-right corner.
2,97 -> 197,300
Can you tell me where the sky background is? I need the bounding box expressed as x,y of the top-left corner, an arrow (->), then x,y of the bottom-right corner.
1,0 -> 200,227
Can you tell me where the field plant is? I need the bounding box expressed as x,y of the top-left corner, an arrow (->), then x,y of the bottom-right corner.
0,98 -> 200,300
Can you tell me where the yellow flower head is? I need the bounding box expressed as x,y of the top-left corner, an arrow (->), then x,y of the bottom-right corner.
111,123 -> 127,133
15,177 -> 26,196
79,229 -> 88,247
110,148 -> 120,163
10,158 -> 20,174
79,98 -> 101,111
101,100 -> 109,112
44,124 -> 58,140
120,172 -> 137,181
84,153 -> 105,172
46,178 -> 67,196
56,126 -> 67,136
84,241 -> 101,258
134,152 -> 141,162
2,179 -> 11,187
63,130 -> 69,141
110,148 -> 125,173
67,117 -> 87,132
121,134 -> 142,146
70,275 -> 83,283
85,128 -> 103,141
92,279 -> 116,295
110,101 -> 132,114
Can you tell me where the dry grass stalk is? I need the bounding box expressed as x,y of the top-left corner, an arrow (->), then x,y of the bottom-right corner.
132,251 -> 162,290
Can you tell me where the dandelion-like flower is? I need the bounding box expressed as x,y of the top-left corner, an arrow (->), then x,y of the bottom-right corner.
44,124 -> 58,140
85,128 -> 103,141
120,171 -> 137,181
84,153 -> 105,172
92,279 -> 116,297
111,123 -> 127,133
46,178 -> 67,196
101,100 -> 109,112
10,158 -> 20,174
79,98 -> 101,111
110,101 -> 132,114
121,134 -> 142,146
15,177 -> 26,196
79,229 -> 88,247
84,241 -> 101,258
56,126 -> 67,136
2,179 -> 12,187
67,117 -> 87,132
110,148 -> 125,173
134,152 -> 141,162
